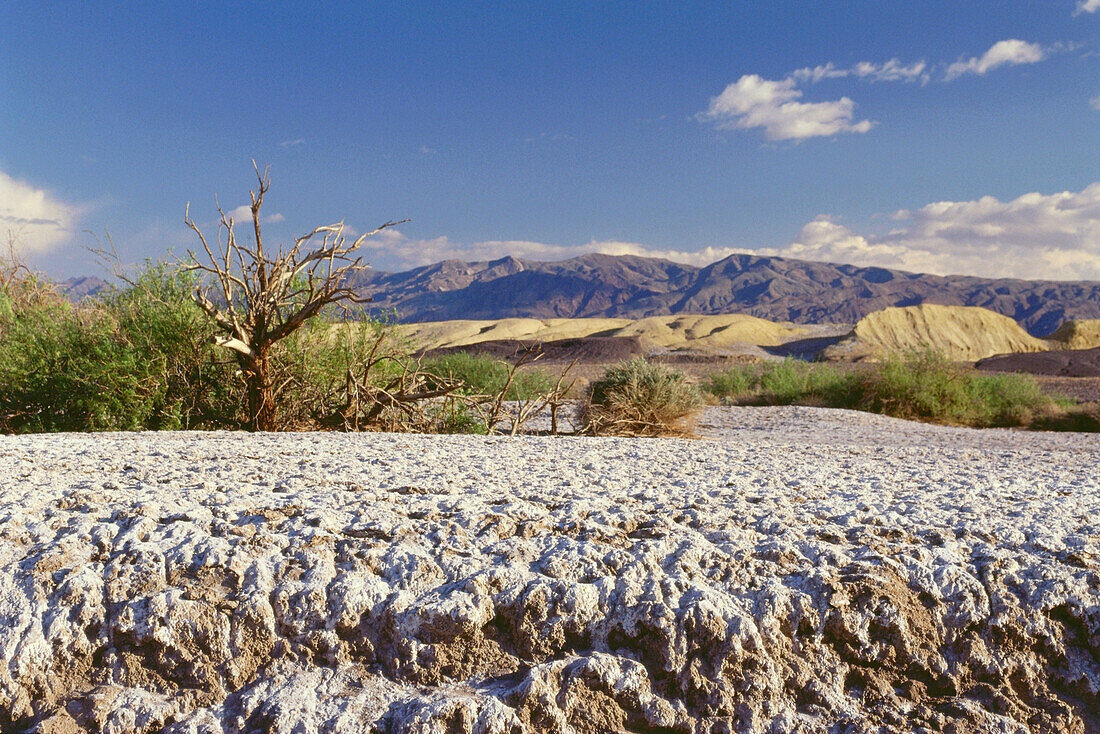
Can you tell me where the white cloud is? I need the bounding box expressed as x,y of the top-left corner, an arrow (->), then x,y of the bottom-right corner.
0,169 -> 84,255
351,185 -> 1100,280
225,205 -> 285,226
703,40 -> 1054,139
792,58 -> 928,84
226,205 -> 252,223
761,184 -> 1100,280
279,138 -> 305,148
355,228 -> 743,271
1075,0 -> 1100,14
1090,95 -> 1100,110
789,64 -> 847,83
524,132 -> 576,143
583,242 -> 747,266
944,39 -> 1045,80
699,74 -> 874,141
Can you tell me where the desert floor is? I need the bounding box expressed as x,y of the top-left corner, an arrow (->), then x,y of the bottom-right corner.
1,407 -> 1098,733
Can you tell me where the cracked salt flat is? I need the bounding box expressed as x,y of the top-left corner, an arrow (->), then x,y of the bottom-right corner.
0,406 -> 1097,733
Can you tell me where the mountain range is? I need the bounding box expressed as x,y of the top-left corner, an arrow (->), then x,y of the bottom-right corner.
61,253 -> 1100,337
352,253 -> 1100,336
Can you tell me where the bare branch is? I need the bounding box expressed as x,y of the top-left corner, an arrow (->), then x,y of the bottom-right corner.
183,166 -> 405,430
213,335 -> 257,358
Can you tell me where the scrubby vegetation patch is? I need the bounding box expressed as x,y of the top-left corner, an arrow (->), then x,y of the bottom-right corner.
706,349 -> 1079,429
580,358 -> 704,436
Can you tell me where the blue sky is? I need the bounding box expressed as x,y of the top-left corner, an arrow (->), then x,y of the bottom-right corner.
2,1 -> 1098,280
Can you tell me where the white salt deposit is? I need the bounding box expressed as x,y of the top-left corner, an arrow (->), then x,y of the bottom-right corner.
0,406 -> 1097,732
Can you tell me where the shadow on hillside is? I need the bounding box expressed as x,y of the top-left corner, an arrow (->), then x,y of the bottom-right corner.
762,335 -> 846,361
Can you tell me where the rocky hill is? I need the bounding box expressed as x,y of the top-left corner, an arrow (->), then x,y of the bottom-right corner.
353,253 -> 1100,336
822,304 -> 1051,362
60,275 -> 109,300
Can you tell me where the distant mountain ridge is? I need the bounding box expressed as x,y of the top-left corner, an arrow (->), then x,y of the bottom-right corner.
60,276 -> 109,300
57,253 -> 1100,336
353,253 -> 1100,336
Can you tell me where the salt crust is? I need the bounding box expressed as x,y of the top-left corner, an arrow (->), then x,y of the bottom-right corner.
0,406 -> 1097,733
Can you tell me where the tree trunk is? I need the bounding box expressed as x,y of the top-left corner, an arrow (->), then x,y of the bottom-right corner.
241,351 -> 276,431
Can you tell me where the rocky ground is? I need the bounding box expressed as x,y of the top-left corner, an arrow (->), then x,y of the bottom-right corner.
1,407 -> 1098,733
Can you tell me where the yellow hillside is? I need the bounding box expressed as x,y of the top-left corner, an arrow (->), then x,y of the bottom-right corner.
398,314 -> 807,352
399,318 -> 634,349
827,304 -> 1048,362
1047,320 -> 1100,350
609,314 -> 806,349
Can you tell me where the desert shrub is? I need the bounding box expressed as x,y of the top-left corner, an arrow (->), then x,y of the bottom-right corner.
758,360 -> 855,406
0,260 -> 239,432
269,326 -> 564,434
706,360 -> 858,407
706,365 -> 756,401
430,401 -> 487,434
581,358 -> 703,436
964,372 -> 1056,426
857,349 -> 970,421
756,360 -> 811,402
274,319 -> 376,428
1,263 -> 104,430
0,298 -> 152,431
420,352 -> 553,399
857,348 -> 1052,426
1029,403 -> 1100,432
704,349 -> 1066,429
103,261 -> 239,428
265,316 -> 419,429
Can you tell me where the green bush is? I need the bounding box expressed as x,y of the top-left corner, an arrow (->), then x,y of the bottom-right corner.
420,352 -> 553,400
760,360 -> 855,405
0,260 -> 237,432
704,349 -> 1063,429
581,358 -> 703,435
432,401 -> 488,434
706,364 -> 756,401
857,349 -> 967,421
1,299 -> 152,431
271,319 -> 382,428
707,360 -> 858,407
268,329 -> 559,433
856,349 -> 1051,426
104,261 -> 238,428
964,373 -> 1055,426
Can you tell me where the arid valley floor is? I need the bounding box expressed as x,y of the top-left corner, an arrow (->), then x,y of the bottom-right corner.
1,407 -> 1097,733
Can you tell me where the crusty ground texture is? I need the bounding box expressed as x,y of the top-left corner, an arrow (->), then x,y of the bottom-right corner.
1,407 -> 1098,733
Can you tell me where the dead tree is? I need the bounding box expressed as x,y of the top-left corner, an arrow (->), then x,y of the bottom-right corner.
184,164 -> 406,430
